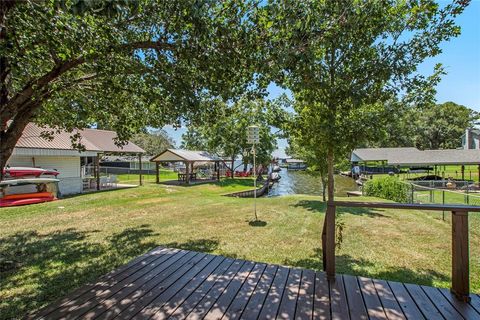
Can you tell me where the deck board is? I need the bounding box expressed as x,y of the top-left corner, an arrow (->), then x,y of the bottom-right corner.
34,247 -> 480,320
438,288 -> 480,320
171,259 -> 244,320
150,256 -> 231,319
295,269 -> 315,320
372,279 -> 405,320
313,272 -> 331,320
277,268 -> 302,320
403,283 -> 442,319
388,281 -> 426,320
421,285 -> 463,319
343,275 -> 367,320
330,274 -> 350,320
222,262 -> 266,319
239,264 -> 277,320
358,276 -> 387,320
81,252 -> 203,320
257,266 -> 290,319
34,247 -> 170,319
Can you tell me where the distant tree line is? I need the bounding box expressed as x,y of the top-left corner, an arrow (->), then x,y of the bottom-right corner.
130,129 -> 174,156
371,101 -> 478,150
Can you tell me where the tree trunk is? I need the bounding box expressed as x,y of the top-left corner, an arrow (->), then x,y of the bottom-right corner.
0,106 -> 37,181
322,147 -> 335,271
231,157 -> 235,179
321,173 -> 327,202
327,148 -> 335,203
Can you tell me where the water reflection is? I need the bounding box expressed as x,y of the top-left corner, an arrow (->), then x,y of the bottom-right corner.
268,169 -> 358,197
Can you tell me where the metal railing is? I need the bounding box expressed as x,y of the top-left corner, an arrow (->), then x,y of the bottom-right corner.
408,181 -> 480,207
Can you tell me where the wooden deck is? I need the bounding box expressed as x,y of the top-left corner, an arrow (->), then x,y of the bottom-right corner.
34,247 -> 480,320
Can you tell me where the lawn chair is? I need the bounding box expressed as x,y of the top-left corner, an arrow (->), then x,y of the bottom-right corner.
110,175 -> 118,188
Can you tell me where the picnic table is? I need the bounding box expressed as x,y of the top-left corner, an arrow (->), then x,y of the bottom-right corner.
178,173 -> 196,182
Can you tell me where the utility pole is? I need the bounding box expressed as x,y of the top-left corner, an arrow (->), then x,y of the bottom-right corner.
248,125 -> 260,221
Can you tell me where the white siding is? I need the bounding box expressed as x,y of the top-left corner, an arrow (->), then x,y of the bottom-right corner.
6,155 -> 82,195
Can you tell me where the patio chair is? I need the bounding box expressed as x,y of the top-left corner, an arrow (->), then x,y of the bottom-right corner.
110,175 -> 118,188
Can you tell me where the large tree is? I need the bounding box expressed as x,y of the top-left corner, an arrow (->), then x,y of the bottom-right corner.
130,129 -> 174,156
182,98 -> 280,175
412,101 -> 478,149
261,0 -> 469,202
367,100 -> 478,149
0,0 -> 261,177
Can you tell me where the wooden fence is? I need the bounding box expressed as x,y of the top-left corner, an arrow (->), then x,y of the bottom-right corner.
321,201 -> 480,302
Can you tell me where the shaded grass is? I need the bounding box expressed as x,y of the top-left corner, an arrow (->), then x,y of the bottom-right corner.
0,182 -> 479,318
115,169 -> 178,185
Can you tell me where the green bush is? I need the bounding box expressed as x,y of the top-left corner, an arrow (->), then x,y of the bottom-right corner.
364,176 -> 410,203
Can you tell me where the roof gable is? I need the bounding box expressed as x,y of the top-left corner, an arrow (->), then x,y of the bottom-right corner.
151,149 -> 220,162
80,128 -> 144,153
14,123 -> 145,154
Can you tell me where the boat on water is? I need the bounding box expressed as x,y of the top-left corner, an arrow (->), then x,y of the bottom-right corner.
0,178 -> 59,207
272,165 -> 281,172
2,166 -> 59,178
270,172 -> 281,181
355,174 -> 368,186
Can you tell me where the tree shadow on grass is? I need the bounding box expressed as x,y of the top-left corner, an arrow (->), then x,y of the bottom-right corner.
0,225 -> 157,319
283,247 -> 450,288
291,200 -> 387,217
162,238 -> 220,253
162,238 -> 239,260
248,220 -> 267,227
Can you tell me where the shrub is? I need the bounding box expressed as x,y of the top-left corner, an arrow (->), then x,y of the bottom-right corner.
364,176 -> 410,203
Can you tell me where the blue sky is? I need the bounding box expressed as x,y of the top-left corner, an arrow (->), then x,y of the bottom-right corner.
165,1 -> 480,153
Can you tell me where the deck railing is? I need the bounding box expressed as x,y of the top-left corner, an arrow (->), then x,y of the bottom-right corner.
321,201 -> 480,302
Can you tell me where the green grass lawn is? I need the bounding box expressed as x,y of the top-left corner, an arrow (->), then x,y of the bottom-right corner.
414,189 -> 480,206
1,179 -> 480,318
112,169 -> 178,185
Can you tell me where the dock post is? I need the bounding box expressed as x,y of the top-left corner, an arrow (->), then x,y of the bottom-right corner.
451,210 -> 470,301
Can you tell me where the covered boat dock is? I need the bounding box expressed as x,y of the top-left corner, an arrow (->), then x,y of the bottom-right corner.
351,147 -> 480,181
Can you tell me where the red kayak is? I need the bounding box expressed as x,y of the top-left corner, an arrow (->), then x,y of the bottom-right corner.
2,167 -> 59,178
0,192 -> 56,207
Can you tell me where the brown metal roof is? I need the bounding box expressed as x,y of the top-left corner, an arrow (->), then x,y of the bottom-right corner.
14,123 -> 145,154
80,128 -> 145,154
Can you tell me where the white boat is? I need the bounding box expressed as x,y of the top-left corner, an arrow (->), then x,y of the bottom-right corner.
272,165 -> 281,172
271,172 -> 281,181
0,178 -> 60,187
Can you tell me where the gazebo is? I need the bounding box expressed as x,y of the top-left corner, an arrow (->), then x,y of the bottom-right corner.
150,149 -> 222,184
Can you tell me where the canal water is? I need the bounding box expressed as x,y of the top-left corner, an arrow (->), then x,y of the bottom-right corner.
267,168 -> 358,197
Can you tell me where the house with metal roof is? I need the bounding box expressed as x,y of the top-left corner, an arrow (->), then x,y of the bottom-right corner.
7,123 -> 145,195
462,128 -> 480,150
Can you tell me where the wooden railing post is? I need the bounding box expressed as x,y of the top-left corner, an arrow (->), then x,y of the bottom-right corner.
155,162 -> 160,184
451,210 -> 470,301
324,202 -> 336,279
